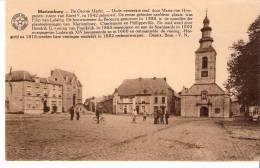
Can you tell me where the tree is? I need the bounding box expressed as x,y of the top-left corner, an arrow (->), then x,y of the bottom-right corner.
225,15 -> 260,110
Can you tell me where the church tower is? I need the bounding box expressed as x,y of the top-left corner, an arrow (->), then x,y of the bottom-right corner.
180,10 -> 230,118
195,11 -> 217,84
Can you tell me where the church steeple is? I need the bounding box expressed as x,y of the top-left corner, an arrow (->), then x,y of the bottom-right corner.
195,10 -> 217,84
199,9 -> 214,48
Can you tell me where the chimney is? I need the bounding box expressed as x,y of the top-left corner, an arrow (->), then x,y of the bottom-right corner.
164,77 -> 166,81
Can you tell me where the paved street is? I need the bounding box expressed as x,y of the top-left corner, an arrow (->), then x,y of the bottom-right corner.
5,113 -> 260,160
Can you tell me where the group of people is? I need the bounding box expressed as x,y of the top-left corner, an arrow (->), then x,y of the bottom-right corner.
70,104 -> 103,123
131,108 -> 169,125
70,106 -> 80,120
154,109 -> 169,125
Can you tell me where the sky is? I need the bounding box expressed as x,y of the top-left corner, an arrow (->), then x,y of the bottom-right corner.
6,0 -> 260,99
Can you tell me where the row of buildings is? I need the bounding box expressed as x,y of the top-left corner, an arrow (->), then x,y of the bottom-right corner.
6,14 -> 232,118
5,69 -> 82,114
110,13 -> 231,118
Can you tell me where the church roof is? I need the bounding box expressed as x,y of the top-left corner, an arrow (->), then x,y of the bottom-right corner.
195,45 -> 216,54
203,15 -> 210,24
117,77 -> 173,96
181,83 -> 226,96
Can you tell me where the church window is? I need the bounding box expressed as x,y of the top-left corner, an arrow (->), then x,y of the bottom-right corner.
202,57 -> 208,69
201,90 -> 208,100
201,71 -> 208,77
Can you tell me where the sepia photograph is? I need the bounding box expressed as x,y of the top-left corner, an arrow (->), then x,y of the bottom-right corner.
3,0 -> 260,164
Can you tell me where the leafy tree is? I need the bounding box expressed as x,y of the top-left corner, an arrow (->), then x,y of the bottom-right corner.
225,15 -> 260,109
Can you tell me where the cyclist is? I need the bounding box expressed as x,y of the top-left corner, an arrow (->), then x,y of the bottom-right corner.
96,104 -> 103,124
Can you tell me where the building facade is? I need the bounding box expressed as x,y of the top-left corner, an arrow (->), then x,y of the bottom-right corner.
98,95 -> 113,113
49,69 -> 82,112
5,71 -> 62,114
113,77 -> 180,115
180,13 -> 230,118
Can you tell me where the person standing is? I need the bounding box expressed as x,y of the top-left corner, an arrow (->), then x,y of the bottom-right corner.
70,106 -> 74,120
132,109 -> 137,123
76,107 -> 80,120
159,110 -> 164,124
143,109 -> 147,121
96,107 -> 100,124
165,111 -> 170,125
154,110 -> 158,124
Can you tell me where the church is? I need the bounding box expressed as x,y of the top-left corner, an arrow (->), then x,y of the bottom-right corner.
180,13 -> 230,118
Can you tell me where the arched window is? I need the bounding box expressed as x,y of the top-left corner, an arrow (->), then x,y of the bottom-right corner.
202,57 -> 208,69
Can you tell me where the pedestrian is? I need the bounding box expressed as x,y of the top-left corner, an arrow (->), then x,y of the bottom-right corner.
76,107 -> 80,120
154,110 -> 158,124
132,109 -> 137,123
143,110 -> 147,121
70,106 -> 74,120
96,107 -> 100,124
160,110 -> 165,124
165,111 -> 169,125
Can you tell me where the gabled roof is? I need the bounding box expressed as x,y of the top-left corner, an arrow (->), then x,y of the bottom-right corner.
5,70 -> 34,82
117,77 -> 172,96
181,83 -> 226,96
54,69 -> 82,86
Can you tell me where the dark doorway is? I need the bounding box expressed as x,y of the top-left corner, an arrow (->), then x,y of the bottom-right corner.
124,107 -> 127,114
136,106 -> 139,114
73,94 -> 76,106
43,100 -> 49,112
200,106 -> 209,117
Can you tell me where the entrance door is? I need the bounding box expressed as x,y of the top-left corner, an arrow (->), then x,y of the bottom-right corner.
136,106 -> 139,114
200,106 -> 209,117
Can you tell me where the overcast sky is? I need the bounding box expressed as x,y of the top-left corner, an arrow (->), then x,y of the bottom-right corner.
6,0 -> 260,99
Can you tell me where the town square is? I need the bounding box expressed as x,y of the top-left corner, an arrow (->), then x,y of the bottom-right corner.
4,0 -> 260,162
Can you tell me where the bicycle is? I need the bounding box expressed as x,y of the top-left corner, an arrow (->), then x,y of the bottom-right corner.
92,115 -> 105,124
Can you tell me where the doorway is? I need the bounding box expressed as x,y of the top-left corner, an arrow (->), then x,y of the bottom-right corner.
200,106 -> 209,117
124,107 -> 127,114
